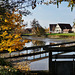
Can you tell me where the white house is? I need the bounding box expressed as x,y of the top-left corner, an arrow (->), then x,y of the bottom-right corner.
72,25 -> 75,33
49,23 -> 72,33
54,24 -> 62,33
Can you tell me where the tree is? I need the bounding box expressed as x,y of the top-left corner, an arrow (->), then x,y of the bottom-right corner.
30,19 -> 46,36
0,0 -> 75,16
0,0 -> 75,52
73,19 -> 75,25
0,0 -> 36,16
0,10 -> 29,53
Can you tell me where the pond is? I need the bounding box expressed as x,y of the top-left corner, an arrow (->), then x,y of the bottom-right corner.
23,36 -> 74,71
22,0 -> 75,70
1,36 -> 74,71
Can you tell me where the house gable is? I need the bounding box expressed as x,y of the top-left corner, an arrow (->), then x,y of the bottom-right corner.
72,25 -> 75,32
54,24 -> 62,33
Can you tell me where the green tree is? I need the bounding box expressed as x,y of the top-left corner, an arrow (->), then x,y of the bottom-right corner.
73,19 -> 75,25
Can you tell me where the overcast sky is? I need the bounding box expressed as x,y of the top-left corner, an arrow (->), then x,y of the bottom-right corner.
23,2 -> 75,28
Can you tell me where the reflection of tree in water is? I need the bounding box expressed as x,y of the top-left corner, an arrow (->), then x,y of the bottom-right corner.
32,40 -> 45,46
31,40 -> 45,52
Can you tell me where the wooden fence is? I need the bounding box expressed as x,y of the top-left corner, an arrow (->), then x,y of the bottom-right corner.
1,41 -> 75,75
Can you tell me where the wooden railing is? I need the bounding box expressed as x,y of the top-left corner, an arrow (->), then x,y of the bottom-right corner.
1,41 -> 75,75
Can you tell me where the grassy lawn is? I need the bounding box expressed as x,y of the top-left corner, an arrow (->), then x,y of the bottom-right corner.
47,33 -> 75,36
22,33 -> 32,35
23,33 -> 75,36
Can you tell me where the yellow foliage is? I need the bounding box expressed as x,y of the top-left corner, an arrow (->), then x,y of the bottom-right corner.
15,34 -> 20,38
0,48 -> 4,51
0,10 -> 30,53
8,48 -> 12,53
5,19 -> 8,22
3,31 -> 8,36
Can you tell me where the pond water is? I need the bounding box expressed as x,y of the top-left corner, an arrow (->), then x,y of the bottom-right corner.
21,0 -> 75,71
23,36 -> 75,71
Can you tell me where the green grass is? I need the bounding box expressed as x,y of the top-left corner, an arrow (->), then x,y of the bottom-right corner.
23,33 -> 75,37
22,33 -> 32,35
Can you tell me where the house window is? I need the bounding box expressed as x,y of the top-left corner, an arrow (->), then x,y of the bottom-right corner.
57,30 -> 59,32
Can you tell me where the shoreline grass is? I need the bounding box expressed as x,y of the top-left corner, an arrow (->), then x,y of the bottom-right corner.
47,33 -> 75,36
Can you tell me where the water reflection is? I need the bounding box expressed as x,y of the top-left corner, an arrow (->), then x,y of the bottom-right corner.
23,40 -> 48,71
32,40 -> 46,46
3,37 -> 75,71
30,58 -> 49,71
24,38 -> 75,71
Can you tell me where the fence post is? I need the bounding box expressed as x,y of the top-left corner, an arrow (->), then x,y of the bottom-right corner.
73,54 -> 75,75
49,51 -> 52,75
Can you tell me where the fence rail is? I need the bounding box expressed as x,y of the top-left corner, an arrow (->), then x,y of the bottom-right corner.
0,41 -> 75,54
1,41 -> 75,75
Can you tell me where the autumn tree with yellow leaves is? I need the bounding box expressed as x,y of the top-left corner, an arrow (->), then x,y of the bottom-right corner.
0,10 -> 29,53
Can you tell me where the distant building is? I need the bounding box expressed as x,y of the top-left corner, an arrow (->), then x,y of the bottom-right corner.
72,25 -> 75,33
63,29 -> 72,33
49,23 -> 72,33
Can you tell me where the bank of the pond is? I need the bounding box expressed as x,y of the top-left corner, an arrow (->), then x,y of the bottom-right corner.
46,33 -> 75,40
0,58 -> 24,75
22,35 -> 75,41
0,58 -> 49,75
22,33 -> 75,40
47,35 -> 75,40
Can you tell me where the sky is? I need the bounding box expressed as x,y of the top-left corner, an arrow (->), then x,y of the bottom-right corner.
23,1 -> 75,28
